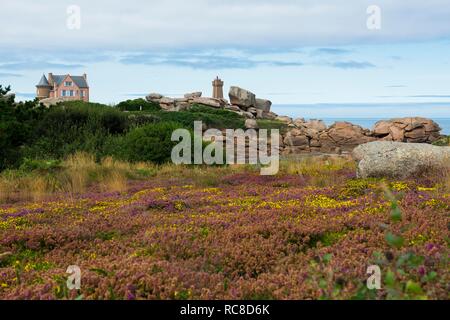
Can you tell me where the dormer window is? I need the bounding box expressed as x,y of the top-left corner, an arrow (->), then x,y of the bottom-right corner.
64,81 -> 73,86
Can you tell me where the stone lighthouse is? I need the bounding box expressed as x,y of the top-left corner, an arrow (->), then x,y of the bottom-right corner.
212,76 -> 224,99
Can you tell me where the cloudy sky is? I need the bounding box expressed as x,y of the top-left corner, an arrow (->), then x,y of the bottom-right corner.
1,0 -> 450,117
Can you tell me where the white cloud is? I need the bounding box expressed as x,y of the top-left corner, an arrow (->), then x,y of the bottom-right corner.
1,0 -> 450,50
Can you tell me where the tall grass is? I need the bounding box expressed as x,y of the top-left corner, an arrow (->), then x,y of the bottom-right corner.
280,155 -> 355,187
1,152 -> 447,204
0,152 -> 152,203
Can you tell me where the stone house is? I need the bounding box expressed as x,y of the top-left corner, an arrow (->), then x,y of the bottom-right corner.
36,73 -> 89,102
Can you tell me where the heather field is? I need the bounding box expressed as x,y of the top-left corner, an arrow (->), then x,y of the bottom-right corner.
0,156 -> 448,300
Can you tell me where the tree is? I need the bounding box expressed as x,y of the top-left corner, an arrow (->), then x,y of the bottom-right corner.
0,85 -> 46,170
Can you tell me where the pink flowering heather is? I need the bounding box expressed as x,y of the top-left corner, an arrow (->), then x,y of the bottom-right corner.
0,164 -> 448,300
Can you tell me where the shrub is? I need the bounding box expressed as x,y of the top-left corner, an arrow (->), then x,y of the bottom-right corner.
127,104 -> 245,130
256,119 -> 289,133
25,101 -> 128,159
19,158 -> 62,173
115,98 -> 161,112
432,135 -> 450,146
0,85 -> 46,170
112,121 -> 187,164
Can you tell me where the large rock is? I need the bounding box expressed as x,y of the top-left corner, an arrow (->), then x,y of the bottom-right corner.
225,105 -> 241,112
353,141 -> 450,179
245,119 -> 258,129
372,117 -> 441,143
146,93 -> 163,101
184,92 -> 202,99
261,111 -> 277,120
302,119 -> 327,132
255,98 -> 272,112
160,97 -> 174,105
191,97 -> 223,108
39,97 -> 72,107
284,134 -> 309,147
293,118 -> 306,127
229,86 -> 256,108
326,122 -> 375,150
275,116 -> 293,124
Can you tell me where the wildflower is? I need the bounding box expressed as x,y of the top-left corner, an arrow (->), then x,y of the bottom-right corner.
418,266 -> 426,277
417,186 -> 436,192
391,182 -> 409,191
305,195 -> 356,209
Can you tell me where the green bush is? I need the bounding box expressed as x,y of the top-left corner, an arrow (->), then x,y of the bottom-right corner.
0,85 -> 46,170
0,89 -> 247,171
25,101 -> 128,159
432,136 -> 450,146
116,98 -> 161,112
111,121 -> 187,164
19,158 -> 62,173
128,104 -> 245,130
256,119 -> 289,133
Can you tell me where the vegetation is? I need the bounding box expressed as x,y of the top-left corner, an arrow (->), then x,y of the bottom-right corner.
0,157 -> 448,299
115,98 -> 160,112
1,85 -> 448,300
110,122 -> 187,164
432,135 -> 450,146
0,85 -> 47,170
0,89 -> 244,171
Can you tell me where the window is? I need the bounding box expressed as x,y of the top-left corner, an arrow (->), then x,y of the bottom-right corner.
61,90 -> 66,97
69,90 -> 74,96
64,81 -> 73,86
80,91 -> 85,97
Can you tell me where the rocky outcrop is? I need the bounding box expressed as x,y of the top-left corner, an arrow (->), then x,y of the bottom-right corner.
184,92 -> 202,99
372,117 -> 441,143
146,93 -> 163,100
146,86 -> 273,119
145,88 -> 444,156
275,116 -> 293,124
191,97 -> 224,108
353,141 -> 450,179
255,98 -> 272,112
319,122 -> 376,152
280,120 -> 376,154
229,86 -> 256,109
245,119 -> 258,129
39,97 -> 74,107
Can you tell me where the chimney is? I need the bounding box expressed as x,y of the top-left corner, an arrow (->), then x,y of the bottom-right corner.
83,73 -> 87,80
48,73 -> 53,85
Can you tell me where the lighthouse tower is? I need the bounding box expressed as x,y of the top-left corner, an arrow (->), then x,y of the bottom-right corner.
212,76 -> 224,99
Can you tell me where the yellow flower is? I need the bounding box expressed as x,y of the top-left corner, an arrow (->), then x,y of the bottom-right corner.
305,195 -> 356,209
417,186 -> 436,192
174,201 -> 184,211
391,182 -> 409,191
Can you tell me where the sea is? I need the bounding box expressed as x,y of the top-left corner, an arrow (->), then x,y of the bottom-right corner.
272,103 -> 450,135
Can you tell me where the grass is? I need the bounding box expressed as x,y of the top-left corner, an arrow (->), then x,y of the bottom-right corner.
432,135 -> 450,146
0,152 -> 155,203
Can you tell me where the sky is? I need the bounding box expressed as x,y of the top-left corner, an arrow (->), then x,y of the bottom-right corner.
1,0 -> 450,119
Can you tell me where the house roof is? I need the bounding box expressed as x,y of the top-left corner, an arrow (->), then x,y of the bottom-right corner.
71,76 -> 89,88
36,74 -> 50,87
50,74 -> 89,88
